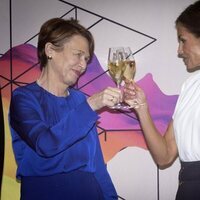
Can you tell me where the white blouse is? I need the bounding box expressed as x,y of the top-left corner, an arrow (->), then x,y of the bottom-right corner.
173,70 -> 200,162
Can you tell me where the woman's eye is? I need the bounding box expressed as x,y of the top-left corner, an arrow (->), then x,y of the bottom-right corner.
179,37 -> 186,44
73,53 -> 82,58
72,50 -> 90,63
85,57 -> 90,63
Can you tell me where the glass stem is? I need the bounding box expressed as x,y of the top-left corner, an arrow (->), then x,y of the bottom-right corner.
116,80 -> 121,89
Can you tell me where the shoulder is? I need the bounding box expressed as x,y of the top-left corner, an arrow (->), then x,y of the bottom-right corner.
13,82 -> 35,94
11,82 -> 39,101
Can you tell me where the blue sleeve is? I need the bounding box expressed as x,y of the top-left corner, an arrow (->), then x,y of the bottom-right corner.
94,135 -> 118,199
9,89 -> 99,157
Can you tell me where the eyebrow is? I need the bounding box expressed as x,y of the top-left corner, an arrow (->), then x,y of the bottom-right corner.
72,48 -> 89,55
72,48 -> 85,53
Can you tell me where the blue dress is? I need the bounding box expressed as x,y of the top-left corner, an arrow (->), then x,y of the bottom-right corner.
9,82 -> 117,200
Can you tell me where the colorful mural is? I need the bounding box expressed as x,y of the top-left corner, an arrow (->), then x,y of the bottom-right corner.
0,43 -> 178,199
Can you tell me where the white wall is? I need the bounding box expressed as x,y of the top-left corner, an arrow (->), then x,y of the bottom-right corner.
0,0 -> 196,199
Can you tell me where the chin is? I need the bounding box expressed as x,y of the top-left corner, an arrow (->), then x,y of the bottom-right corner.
69,79 -> 78,87
187,65 -> 200,72
65,77 -> 78,86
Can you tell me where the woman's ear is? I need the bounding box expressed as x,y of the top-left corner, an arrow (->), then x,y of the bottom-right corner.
45,42 -> 54,59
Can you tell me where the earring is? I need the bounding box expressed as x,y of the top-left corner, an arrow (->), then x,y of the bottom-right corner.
47,55 -> 52,60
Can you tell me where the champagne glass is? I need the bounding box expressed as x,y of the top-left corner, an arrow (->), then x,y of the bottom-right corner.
108,47 -> 136,109
123,47 -> 136,81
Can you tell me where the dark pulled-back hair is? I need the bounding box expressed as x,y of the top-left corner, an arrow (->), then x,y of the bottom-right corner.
176,0 -> 200,37
37,18 -> 94,68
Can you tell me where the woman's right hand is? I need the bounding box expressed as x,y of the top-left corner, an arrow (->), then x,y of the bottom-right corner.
123,80 -> 147,110
87,87 -> 122,111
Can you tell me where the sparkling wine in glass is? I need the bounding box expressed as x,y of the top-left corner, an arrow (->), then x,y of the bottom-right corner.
123,47 -> 136,81
108,47 -> 136,109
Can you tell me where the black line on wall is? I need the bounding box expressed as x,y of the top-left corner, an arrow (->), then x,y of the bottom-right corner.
157,166 -> 160,200
118,195 -> 126,200
0,88 -> 4,200
75,7 -> 77,19
78,70 -> 108,90
59,0 -> 157,41
87,18 -> 104,29
24,8 -> 77,44
9,0 -> 13,92
24,0 -> 157,48
60,7 -> 76,19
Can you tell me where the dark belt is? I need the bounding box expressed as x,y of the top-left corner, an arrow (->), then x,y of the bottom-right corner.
179,161 -> 200,185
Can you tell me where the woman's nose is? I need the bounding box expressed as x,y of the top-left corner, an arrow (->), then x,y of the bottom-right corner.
177,44 -> 183,58
79,58 -> 87,70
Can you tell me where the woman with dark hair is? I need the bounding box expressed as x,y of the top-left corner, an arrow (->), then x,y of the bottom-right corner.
9,18 -> 119,200
124,1 -> 200,200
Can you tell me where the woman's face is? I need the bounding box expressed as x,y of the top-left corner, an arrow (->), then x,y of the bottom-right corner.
177,24 -> 200,71
49,34 -> 90,87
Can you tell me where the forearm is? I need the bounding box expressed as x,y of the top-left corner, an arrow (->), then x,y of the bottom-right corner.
137,105 -> 171,166
10,94 -> 98,157
124,81 -> 177,166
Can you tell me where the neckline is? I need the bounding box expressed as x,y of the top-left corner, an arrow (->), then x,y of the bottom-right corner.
35,81 -> 70,99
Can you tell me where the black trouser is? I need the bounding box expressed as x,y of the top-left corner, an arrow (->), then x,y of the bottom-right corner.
176,161 -> 200,200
